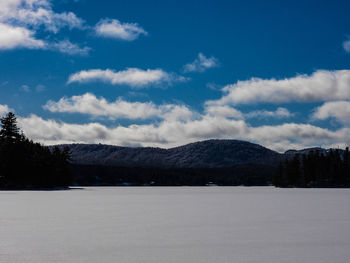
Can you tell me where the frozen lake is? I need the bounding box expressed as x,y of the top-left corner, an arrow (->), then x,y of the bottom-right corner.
1,187 -> 350,263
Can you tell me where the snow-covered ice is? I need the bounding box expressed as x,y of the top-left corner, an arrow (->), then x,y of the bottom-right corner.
1,187 -> 350,263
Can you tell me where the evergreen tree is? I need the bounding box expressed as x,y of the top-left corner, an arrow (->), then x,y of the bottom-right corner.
0,112 -> 71,189
273,148 -> 350,188
0,112 -> 22,142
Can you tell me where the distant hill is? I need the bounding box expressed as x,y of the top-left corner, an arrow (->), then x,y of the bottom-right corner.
284,147 -> 326,156
284,147 -> 344,157
51,140 -> 348,186
59,139 -> 282,168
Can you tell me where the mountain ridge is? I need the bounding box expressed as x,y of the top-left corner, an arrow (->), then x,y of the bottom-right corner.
55,139 -> 283,168
53,139 -> 345,169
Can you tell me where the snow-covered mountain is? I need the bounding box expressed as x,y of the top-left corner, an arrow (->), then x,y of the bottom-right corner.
58,139 -> 282,168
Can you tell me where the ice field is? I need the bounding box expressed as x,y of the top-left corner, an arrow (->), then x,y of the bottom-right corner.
1,187 -> 350,263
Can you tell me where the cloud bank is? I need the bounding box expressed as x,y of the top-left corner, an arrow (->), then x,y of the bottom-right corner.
44,93 -> 194,121
18,113 -> 350,152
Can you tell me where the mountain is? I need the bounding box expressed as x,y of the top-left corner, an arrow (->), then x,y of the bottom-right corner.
59,139 -> 282,168
50,140 -> 348,186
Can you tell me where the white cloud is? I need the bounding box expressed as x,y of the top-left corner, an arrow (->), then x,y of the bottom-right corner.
343,39 -> 350,53
208,70 -> 350,105
17,113 -> 350,152
204,105 -> 292,119
0,0 -> 88,54
19,114 -> 112,144
94,18 -> 147,41
0,104 -> 12,116
16,114 -> 247,146
51,39 -> 90,55
312,101 -> 350,123
0,23 -> 46,50
43,93 -> 194,121
183,53 -> 219,73
68,68 -> 186,88
0,0 -> 85,33
245,107 -> 294,119
205,105 -> 243,119
158,104 -> 195,121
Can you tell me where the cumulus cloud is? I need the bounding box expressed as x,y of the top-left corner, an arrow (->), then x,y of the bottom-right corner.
245,107 -> 294,119
312,101 -> 350,123
183,53 -> 219,73
208,70 -> 350,105
17,113 -> 350,152
0,23 -> 46,50
0,104 -> 12,116
68,68 -> 186,88
94,18 -> 147,41
343,39 -> 350,53
43,93 -> 194,121
18,114 -> 112,144
0,0 -> 85,33
0,0 -> 88,54
51,39 -> 90,55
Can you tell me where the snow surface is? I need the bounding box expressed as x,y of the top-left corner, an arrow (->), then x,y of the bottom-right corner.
1,187 -> 350,263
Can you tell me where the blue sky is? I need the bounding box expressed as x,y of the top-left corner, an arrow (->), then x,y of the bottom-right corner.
1,0 -> 350,151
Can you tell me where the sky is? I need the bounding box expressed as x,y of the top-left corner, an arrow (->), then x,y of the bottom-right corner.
1,0 -> 350,152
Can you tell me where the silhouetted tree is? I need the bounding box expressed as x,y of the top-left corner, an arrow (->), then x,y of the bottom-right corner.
0,112 -> 22,142
273,148 -> 350,188
0,112 -> 71,189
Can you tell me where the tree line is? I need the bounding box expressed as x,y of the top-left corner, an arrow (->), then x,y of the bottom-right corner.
0,112 -> 71,189
273,148 -> 350,187
1,112 -> 350,188
70,163 -> 275,186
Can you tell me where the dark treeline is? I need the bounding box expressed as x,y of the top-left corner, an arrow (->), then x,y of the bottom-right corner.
2,113 -> 350,188
0,112 -> 71,189
70,163 -> 276,186
273,149 -> 350,187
